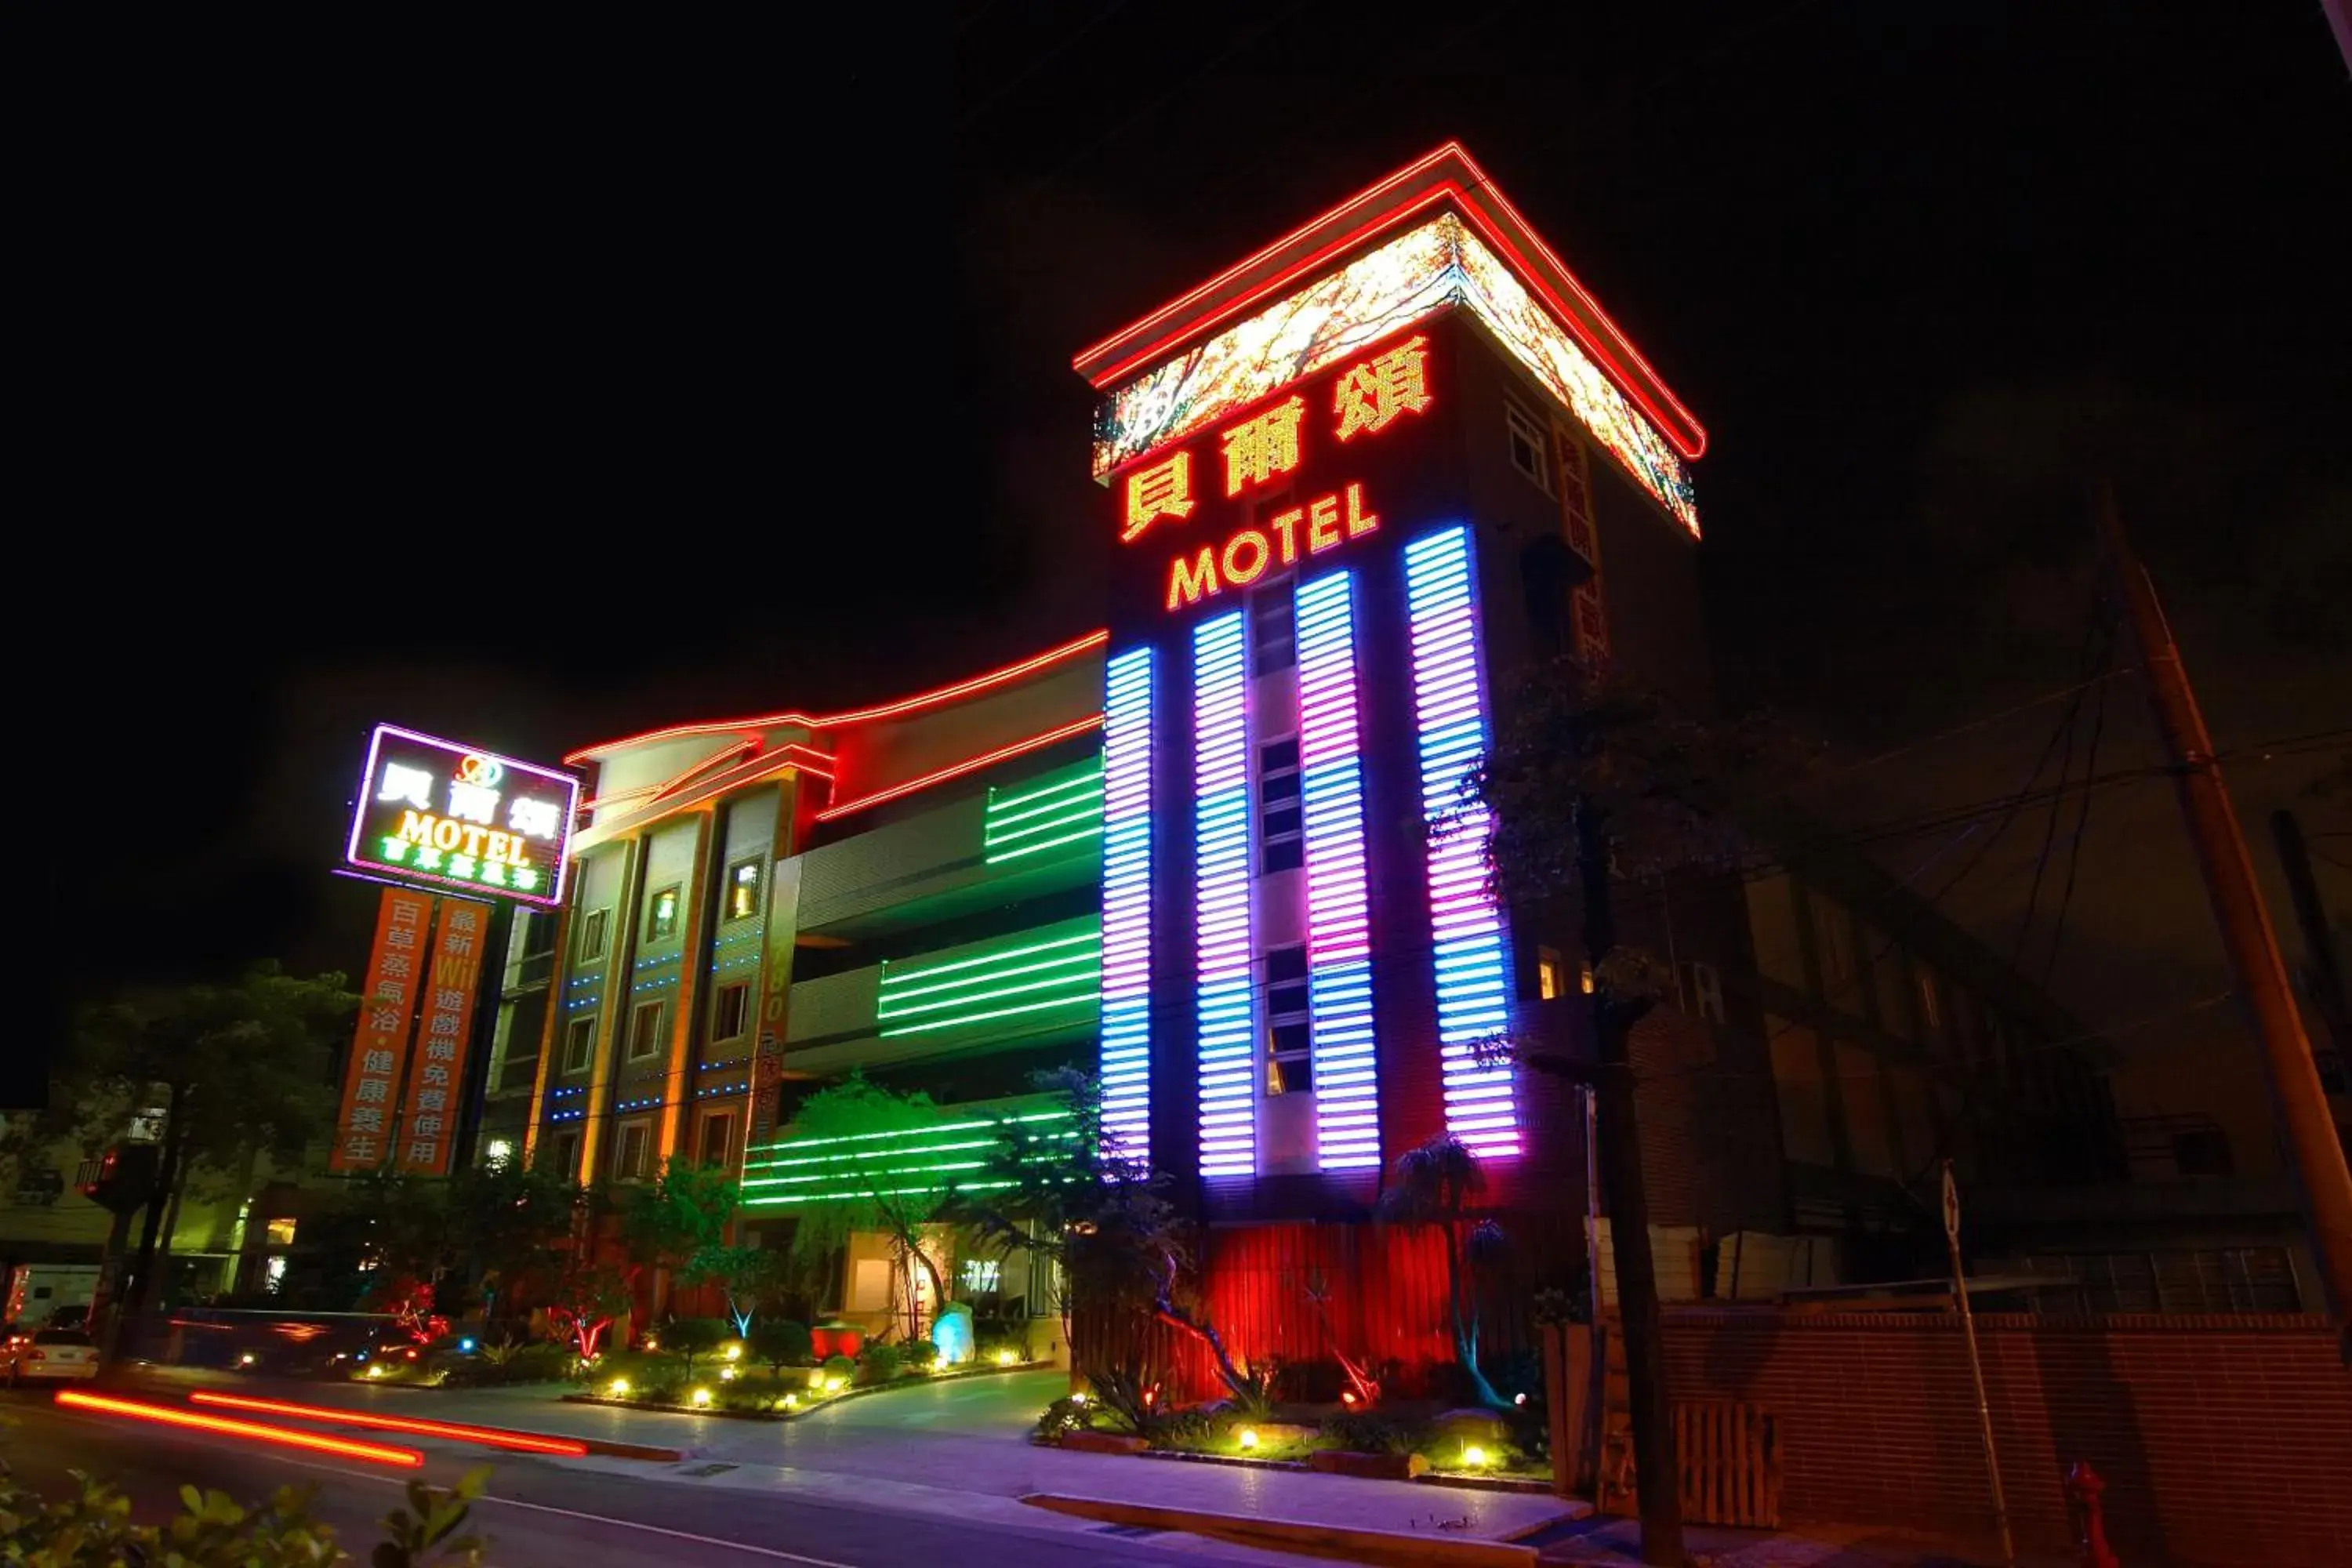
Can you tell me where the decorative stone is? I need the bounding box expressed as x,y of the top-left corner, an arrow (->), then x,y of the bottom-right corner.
1062,1430 -> 1149,1455
931,1302 -> 975,1367
1309,1450 -> 1429,1479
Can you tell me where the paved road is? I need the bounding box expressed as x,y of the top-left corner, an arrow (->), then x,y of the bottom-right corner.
0,1385 -> 1300,1567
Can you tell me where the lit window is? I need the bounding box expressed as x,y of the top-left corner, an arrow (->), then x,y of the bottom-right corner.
614,1120 -> 652,1181
562,1015 -> 597,1073
1258,737 -> 1303,875
548,1131 -> 581,1181
265,1256 -> 288,1290
1918,971 -> 1942,1031
264,1218 -> 297,1247
1504,401 -> 1552,494
648,885 -> 683,944
576,909 -> 611,963
483,1138 -> 515,1170
627,1000 -> 666,1062
1263,946 -> 1312,1094
1537,946 -> 1565,1001
699,1113 -> 735,1171
725,859 -> 762,922
1249,581 -> 1296,676
712,982 -> 751,1043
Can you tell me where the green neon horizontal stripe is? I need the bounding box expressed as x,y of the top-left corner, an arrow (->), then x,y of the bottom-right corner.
986,761 -> 1104,815
742,1107 -> 1069,1162
878,946 -> 1102,1007
878,990 -> 1102,1037
984,786 -> 1103,833
743,1178 -> 1019,1207
879,928 -> 1099,987
984,823 -> 1104,864
984,813 -> 1102,853
878,968 -> 1100,1019
748,1134 -> 1009,1171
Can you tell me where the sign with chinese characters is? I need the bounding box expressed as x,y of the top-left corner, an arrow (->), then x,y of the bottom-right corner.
328,887 -> 435,1172
346,724 -> 579,909
394,898 -> 490,1177
1116,328 -> 1441,615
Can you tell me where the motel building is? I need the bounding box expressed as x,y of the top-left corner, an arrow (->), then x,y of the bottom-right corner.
485,146 -> 2205,1378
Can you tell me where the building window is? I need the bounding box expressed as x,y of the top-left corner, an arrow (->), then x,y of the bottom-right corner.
1918,970 -> 1943,1032
711,982 -> 751,1044
1686,960 -> 1726,1024
1537,946 -> 1565,1001
627,1000 -> 666,1062
561,1014 -> 597,1073
614,1120 -> 652,1182
724,858 -> 763,922
545,1131 -> 580,1182
1504,401 -> 1552,494
1258,736 -> 1303,873
698,1112 -> 735,1171
1263,945 -> 1312,1094
576,908 -> 610,963
1249,583 -> 1296,676
648,884 -> 683,944
264,1218 -> 297,1247
2172,1125 -> 2234,1177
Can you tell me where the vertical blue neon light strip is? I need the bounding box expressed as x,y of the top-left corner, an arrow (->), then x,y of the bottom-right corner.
1098,647 -> 1156,1160
1403,526 -> 1521,1156
1294,570 -> 1381,1170
1192,611 -> 1257,1177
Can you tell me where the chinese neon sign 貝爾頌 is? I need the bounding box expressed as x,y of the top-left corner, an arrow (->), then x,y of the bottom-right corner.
346,725 -> 578,908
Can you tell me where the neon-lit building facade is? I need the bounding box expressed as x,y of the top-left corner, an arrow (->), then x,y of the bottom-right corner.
1077,143 -> 1728,1227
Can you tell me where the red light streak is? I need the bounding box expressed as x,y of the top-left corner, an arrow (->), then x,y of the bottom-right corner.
1071,143 -> 1705,460
189,1392 -> 590,1456
564,630 -> 1108,765
54,1391 -> 423,1468
813,714 -> 1105,822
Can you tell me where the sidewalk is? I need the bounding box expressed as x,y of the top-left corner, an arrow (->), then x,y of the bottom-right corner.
1525,1516 -> 2077,1566
126,1365 -> 1577,1556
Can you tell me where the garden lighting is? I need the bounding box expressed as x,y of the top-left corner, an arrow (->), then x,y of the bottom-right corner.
1238,1428 -> 1259,1451
607,1377 -> 630,1398
1463,1445 -> 1490,1468
691,1388 -> 713,1407
365,1365 -> 386,1378
995,1349 -> 1019,1367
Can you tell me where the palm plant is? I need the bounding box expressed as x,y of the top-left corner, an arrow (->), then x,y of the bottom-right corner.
1381,1133 -> 1509,1410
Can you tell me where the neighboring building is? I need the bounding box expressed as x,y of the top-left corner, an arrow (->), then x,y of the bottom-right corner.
500,630 -> 1107,1334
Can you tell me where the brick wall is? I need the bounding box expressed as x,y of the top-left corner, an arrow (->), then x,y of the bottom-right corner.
1660,1310 -> 2352,1566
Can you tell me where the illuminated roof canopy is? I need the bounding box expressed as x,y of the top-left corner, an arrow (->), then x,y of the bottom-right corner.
1073,144 -> 1706,530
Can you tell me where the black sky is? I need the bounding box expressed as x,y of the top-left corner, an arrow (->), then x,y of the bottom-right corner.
35,4 -> 2349,1062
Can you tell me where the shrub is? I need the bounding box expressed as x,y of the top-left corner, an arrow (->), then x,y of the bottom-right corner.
900,1339 -> 938,1372
821,1353 -> 856,1380
1034,1395 -> 1098,1441
0,1461 -> 488,1565
855,1345 -> 903,1385
1319,1410 -> 1433,1457
662,1317 -> 730,1378
1145,1407 -> 1234,1452
750,1318 -> 813,1374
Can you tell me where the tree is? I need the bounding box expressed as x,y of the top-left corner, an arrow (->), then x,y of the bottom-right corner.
1379,1133 -> 1508,1410
662,1316 -> 728,1381
683,1243 -> 786,1338
619,1157 -> 739,1321
960,1069 -> 1264,1406
20,964 -> 358,1343
1469,663 -> 1798,1566
750,1316 -> 811,1377
786,1075 -> 954,1338
445,1158 -> 580,1323
543,1256 -> 634,1363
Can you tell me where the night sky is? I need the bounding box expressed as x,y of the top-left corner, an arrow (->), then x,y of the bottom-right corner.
38,5 -> 2348,1109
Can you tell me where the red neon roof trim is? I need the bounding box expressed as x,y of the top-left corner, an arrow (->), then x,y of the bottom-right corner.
564,629 -> 1109,764
1070,143 -> 1706,460
55,1390 -> 423,1468
190,1391 -> 590,1456
813,713 -> 1105,822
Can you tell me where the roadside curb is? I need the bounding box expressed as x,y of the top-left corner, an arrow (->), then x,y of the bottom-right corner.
1019,1492 -> 1549,1567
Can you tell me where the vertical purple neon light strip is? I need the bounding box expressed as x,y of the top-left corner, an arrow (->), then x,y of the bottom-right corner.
1192,610 -> 1257,1178
1294,569 -> 1380,1170
1097,645 -> 1155,1160
1403,525 -> 1520,1156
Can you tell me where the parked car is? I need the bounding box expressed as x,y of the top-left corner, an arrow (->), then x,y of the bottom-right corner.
2,1328 -> 100,1386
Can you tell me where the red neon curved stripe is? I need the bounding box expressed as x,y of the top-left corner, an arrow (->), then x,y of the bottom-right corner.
55,1390 -> 423,1468
1072,143 -> 1706,460
564,629 -> 1107,765
813,714 -> 1104,822
190,1391 -> 589,1456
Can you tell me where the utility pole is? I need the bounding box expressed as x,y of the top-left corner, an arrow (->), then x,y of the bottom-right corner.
2094,482 -> 2352,1330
